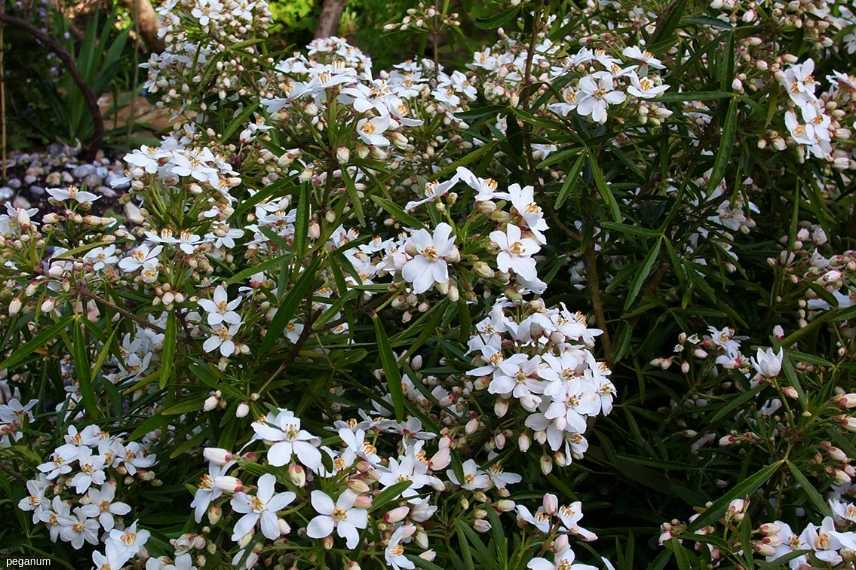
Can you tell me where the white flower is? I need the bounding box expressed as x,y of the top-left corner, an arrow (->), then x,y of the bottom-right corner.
109,520 -> 150,558
527,546 -> 598,570
456,167 -> 509,202
780,59 -> 817,105
92,538 -> 133,570
84,245 -> 119,271
557,502 -> 597,541
576,72 -> 626,123
486,463 -> 522,490
750,347 -> 783,378
508,184 -> 548,244
198,285 -> 242,326
799,517 -> 856,566
490,224 -> 540,281
830,499 -> 856,525
626,74 -> 669,99
191,462 -> 232,523
621,46 -> 665,69
306,490 -> 368,550
84,482 -> 131,530
145,553 -> 196,570
118,441 -> 157,475
251,410 -> 322,472
203,323 -> 241,357
47,187 -> 100,204
385,524 -> 416,570
38,496 -> 72,542
59,506 -> 100,549
487,353 -> 544,407
17,477 -> 49,522
338,427 -> 380,466
38,445 -> 79,479
401,223 -> 457,294
119,244 -> 162,273
447,459 -> 490,490
404,175 -> 461,211
516,503 -> 552,534
230,473 -> 296,542
69,447 -> 106,493
356,114 -> 392,147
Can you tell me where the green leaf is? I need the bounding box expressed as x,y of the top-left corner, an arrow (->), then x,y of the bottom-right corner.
222,102 -> 260,141
369,480 -> 411,512
341,168 -> 365,226
69,319 -> 100,419
688,461 -> 783,531
649,0 -> 689,51
372,314 -> 405,420
707,97 -> 738,192
293,184 -> 310,258
555,153 -> 586,209
370,194 -> 425,229
161,397 -> 206,416
653,91 -> 734,103
431,141 -> 497,180
708,383 -> 764,424
259,256 -> 322,356
589,154 -> 622,222
160,312 -> 177,389
786,461 -> 833,517
225,253 -> 291,284
624,237 -> 662,311
0,314 -> 73,370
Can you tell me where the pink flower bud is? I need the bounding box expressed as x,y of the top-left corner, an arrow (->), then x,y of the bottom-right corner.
384,506 -> 410,523
203,448 -> 233,465
288,463 -> 306,487
429,448 -> 451,470
542,493 -> 558,515
213,476 -> 243,493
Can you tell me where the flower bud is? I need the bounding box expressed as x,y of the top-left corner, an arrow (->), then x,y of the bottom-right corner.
213,476 -> 243,493
336,147 -> 351,164
203,448 -> 233,465
236,402 -> 250,418
429,448 -> 451,470
354,494 -> 373,509
384,506 -> 410,523
833,394 -> 856,409
288,463 -> 306,487
203,395 -> 220,412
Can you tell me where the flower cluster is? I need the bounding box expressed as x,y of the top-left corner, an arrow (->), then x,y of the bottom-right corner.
143,0 -> 274,113
777,59 -> 855,167
470,31 -> 672,126
466,300 -> 614,467
19,424 -> 157,567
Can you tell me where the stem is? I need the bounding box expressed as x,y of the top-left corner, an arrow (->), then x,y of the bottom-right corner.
583,191 -> 612,359
77,287 -> 168,334
517,7 -> 542,185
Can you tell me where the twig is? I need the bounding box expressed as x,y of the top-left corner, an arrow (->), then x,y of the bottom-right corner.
77,287 -> 168,334
518,6 -> 542,184
582,187 -> 612,359
0,12 -> 104,160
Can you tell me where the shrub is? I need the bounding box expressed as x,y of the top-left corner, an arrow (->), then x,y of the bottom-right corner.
1,0 -> 855,568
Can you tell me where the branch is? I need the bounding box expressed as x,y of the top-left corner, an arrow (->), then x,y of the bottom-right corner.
121,0 -> 164,52
314,0 -> 347,39
0,13 -> 104,160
